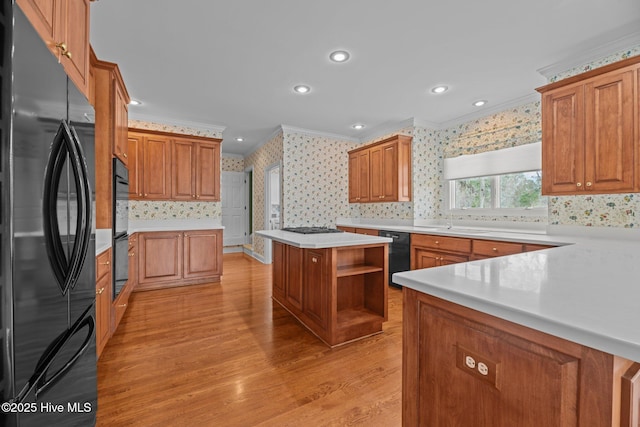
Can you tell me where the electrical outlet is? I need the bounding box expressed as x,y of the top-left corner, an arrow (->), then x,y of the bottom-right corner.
456,344 -> 500,389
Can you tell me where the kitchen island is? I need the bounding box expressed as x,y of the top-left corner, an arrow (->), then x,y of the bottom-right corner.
256,229 -> 392,347
393,237 -> 640,426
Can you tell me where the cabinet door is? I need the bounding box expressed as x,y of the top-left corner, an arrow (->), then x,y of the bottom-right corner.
541,85 -> 585,194
172,139 -> 196,200
196,141 -> 221,201
439,252 -> 469,266
61,0 -> 90,96
303,249 -> 329,331
138,232 -> 183,284
286,246 -> 303,311
380,142 -> 399,201
113,79 -> 129,165
128,133 -> 143,199
16,0 -> 64,60
183,230 -> 222,280
584,69 -> 635,193
412,248 -> 441,270
370,145 -> 384,201
143,136 -> 172,199
96,250 -> 112,358
348,150 -> 370,203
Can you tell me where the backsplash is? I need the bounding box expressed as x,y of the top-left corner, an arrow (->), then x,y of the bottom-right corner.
129,201 -> 221,219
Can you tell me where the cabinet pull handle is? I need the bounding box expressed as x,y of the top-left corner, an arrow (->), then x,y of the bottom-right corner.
576,182 -> 582,187
100,261 -> 110,265
586,182 -> 592,187
55,42 -> 67,51
118,304 -> 127,308
96,287 -> 105,295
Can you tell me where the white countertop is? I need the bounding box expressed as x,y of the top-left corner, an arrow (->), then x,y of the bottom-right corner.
392,235 -> 640,362
129,218 -> 224,233
256,229 -> 392,248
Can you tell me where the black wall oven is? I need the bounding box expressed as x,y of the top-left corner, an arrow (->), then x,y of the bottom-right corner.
113,158 -> 129,299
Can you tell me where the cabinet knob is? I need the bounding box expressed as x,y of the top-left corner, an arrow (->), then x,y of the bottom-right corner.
123,152 -> 128,158
128,253 -> 135,257
586,182 -> 592,187
492,247 -> 497,252
144,193 -> 148,196
100,261 -> 110,265
139,193 -> 143,197
118,304 -> 128,308
312,257 -> 318,263
196,195 -> 200,199
62,50 -> 72,59
96,287 -> 105,295
192,194 -> 196,198
576,182 -> 582,187
55,42 -> 67,52
435,241 -> 439,245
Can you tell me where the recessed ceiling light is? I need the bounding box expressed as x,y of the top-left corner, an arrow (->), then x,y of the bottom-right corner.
129,99 -> 141,105
329,50 -> 350,62
235,137 -> 244,142
352,124 -> 365,130
293,85 -> 311,94
431,85 -> 448,94
473,100 -> 488,107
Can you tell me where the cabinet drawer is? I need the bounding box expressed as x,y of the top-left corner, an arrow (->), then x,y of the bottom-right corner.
412,234 -> 471,254
473,240 -> 523,257
96,249 -> 111,281
355,227 -> 378,236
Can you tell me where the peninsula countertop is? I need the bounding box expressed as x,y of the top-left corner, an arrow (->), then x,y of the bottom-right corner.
392,236 -> 640,362
256,229 -> 392,248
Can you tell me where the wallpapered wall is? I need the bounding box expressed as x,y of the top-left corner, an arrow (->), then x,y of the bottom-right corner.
222,155 -> 244,172
282,131 -> 358,227
244,132 -> 284,257
128,120 -> 223,220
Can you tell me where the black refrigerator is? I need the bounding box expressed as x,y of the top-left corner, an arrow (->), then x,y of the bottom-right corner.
1,3 -> 97,426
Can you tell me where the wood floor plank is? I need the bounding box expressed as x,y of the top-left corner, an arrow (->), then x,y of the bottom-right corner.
96,253 -> 402,426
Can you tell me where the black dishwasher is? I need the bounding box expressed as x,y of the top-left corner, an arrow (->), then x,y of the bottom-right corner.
378,230 -> 411,288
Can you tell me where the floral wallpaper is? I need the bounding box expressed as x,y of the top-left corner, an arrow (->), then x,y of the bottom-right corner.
222,155 -> 244,172
128,120 -> 223,221
282,131 -> 358,228
244,131 -> 284,257
546,46 -> 640,228
128,119 -> 223,139
412,126 -> 443,220
129,201 -> 221,219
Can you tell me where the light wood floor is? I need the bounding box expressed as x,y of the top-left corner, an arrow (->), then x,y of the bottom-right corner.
96,253 -> 403,426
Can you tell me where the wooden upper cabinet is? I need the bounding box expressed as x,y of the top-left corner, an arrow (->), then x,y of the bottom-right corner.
91,50 -> 130,228
537,56 -> 640,195
130,129 -> 221,201
348,135 -> 412,203
18,0 -> 91,98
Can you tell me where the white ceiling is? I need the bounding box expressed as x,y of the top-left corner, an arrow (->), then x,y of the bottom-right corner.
90,0 -> 640,156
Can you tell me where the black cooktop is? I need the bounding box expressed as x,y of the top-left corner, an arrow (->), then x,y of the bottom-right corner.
282,227 -> 344,234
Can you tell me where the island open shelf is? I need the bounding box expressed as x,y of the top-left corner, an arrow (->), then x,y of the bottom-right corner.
270,239 -> 389,347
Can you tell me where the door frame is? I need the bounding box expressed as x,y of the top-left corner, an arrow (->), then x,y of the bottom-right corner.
263,162 -> 281,264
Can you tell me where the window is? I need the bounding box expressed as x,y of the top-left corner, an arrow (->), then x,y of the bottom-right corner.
444,142 -> 547,216
451,171 -> 547,211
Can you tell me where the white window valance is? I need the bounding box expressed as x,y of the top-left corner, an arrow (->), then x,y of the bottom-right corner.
443,142 -> 542,180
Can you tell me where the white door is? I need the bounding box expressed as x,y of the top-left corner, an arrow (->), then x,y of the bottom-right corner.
221,172 -> 246,246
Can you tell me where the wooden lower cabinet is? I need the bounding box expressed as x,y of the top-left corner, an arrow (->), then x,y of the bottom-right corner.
271,241 -> 388,347
403,288 -> 633,426
96,249 -> 112,358
413,248 -> 469,269
136,229 -> 223,291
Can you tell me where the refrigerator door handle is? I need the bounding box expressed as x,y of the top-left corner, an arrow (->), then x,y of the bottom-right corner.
43,120 -> 90,295
35,314 -> 95,399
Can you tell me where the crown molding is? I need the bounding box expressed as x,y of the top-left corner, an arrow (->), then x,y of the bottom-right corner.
128,112 -> 226,135
437,93 -> 540,130
358,117 -> 416,143
280,124 -> 359,143
537,21 -> 640,80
